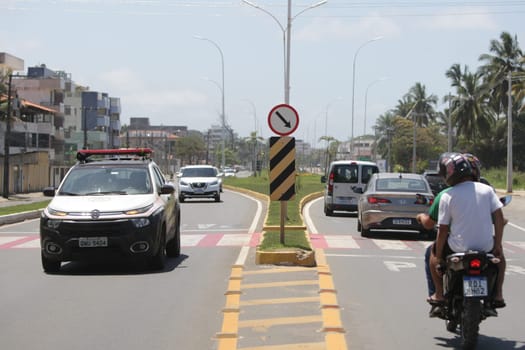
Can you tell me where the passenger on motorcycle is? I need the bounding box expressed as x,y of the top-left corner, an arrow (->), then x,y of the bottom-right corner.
417,152 -> 499,299
428,153 -> 506,315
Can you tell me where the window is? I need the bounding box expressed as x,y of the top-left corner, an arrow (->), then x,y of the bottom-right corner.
362,165 -> 379,184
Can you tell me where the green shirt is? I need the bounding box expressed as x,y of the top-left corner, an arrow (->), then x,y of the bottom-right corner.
428,187 -> 451,221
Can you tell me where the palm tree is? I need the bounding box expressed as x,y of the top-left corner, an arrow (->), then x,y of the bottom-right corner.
373,111 -> 396,161
445,63 -> 494,142
478,31 -> 524,117
401,83 -> 438,127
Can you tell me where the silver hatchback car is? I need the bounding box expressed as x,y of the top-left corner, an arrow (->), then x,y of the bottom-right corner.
356,172 -> 434,237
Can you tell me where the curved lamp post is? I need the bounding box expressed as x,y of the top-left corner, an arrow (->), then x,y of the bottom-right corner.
194,35 -> 226,168
350,36 -> 383,157
241,0 -> 327,104
363,77 -> 388,135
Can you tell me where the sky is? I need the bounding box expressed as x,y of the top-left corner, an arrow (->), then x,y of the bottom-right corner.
1,0 -> 524,147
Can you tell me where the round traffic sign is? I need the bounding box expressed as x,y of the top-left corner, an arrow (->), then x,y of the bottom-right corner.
267,104 -> 299,136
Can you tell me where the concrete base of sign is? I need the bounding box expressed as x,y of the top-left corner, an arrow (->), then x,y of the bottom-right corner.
255,247 -> 316,267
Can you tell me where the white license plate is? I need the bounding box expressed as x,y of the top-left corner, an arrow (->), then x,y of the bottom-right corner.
79,237 -> 108,248
393,219 -> 411,225
463,276 -> 488,297
337,197 -> 355,204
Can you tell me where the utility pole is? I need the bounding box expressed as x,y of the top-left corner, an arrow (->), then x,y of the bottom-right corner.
3,74 -> 13,198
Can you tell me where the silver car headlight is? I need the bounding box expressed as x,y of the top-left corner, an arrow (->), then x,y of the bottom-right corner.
179,180 -> 188,186
210,180 -> 218,186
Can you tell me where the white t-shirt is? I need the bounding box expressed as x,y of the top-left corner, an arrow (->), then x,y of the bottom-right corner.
438,181 -> 503,252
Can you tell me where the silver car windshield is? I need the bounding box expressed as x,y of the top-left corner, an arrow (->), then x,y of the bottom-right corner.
182,167 -> 217,177
59,167 -> 152,195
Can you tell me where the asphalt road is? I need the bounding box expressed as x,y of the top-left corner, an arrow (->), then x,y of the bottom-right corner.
304,194 -> 525,349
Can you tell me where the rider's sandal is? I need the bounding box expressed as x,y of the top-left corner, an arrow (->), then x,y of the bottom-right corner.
427,297 -> 445,306
492,299 -> 506,309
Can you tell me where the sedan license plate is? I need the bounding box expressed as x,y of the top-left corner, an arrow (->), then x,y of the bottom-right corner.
393,219 -> 411,225
463,276 -> 488,297
79,237 -> 108,248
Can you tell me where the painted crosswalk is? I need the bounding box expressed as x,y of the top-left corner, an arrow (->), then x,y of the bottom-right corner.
1,233 -> 524,253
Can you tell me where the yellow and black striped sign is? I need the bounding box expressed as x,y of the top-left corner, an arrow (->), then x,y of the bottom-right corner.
269,136 -> 295,201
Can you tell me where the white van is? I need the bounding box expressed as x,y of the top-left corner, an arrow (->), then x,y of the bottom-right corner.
321,160 -> 379,216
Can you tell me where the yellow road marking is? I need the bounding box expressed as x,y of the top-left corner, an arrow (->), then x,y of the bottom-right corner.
217,248 -> 348,350
238,315 -> 323,328
239,342 -> 326,350
242,280 -> 318,289
240,296 -> 320,306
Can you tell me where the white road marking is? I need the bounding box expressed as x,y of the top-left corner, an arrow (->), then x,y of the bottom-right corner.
16,240 -> 40,248
231,191 -> 264,266
304,197 -> 321,234
384,261 -> 417,272
372,239 -> 410,250
180,234 -> 206,246
507,265 -> 525,275
0,236 -> 23,245
324,235 -> 360,249
509,222 -> 525,232
217,234 -> 251,246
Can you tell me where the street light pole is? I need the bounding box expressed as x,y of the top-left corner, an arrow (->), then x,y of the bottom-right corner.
194,35 -> 226,169
506,71 -> 513,193
242,0 -> 327,103
3,74 -> 13,198
242,0 -> 327,244
363,77 -> 388,135
350,36 -> 383,157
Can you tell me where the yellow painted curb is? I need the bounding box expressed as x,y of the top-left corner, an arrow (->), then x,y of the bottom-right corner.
255,248 -> 316,267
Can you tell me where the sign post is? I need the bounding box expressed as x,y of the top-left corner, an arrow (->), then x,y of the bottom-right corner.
268,104 -> 299,243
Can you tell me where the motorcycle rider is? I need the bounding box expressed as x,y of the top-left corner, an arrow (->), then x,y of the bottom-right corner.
418,152 -> 500,300
428,153 -> 506,315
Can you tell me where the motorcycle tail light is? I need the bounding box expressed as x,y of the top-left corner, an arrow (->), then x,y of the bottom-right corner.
468,258 -> 482,275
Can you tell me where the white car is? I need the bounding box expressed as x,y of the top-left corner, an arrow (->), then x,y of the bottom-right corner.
39,148 -> 181,273
223,167 -> 236,177
177,165 -> 222,202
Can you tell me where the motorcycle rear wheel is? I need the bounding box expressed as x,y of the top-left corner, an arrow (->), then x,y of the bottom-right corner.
461,299 -> 481,350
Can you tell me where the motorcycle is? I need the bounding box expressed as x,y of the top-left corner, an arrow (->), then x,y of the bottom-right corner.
436,195 -> 511,350
440,251 -> 500,349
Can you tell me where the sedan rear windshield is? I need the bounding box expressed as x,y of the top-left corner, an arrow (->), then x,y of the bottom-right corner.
376,178 -> 428,192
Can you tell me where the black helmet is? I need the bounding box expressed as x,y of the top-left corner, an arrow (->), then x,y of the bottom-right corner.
444,153 -> 473,186
437,152 -> 460,178
463,153 -> 481,182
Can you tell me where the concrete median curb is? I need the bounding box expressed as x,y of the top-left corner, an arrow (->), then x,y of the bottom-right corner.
0,210 -> 42,226
224,186 -> 321,267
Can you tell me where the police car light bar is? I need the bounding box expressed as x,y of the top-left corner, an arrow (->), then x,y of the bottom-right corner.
76,148 -> 153,162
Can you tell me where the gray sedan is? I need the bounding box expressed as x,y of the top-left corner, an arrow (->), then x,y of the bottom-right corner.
356,172 -> 435,237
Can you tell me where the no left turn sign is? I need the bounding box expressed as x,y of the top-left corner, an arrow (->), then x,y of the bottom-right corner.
267,104 -> 299,136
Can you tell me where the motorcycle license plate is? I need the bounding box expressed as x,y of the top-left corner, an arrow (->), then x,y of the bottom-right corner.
463,276 -> 488,297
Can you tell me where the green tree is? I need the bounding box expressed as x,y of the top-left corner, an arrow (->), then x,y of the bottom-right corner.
478,31 -> 524,117
403,82 -> 438,127
390,116 -> 442,172
445,63 -> 495,144
175,133 -> 206,165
